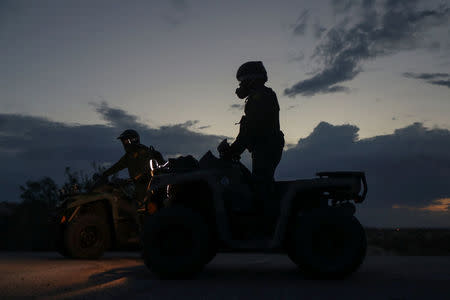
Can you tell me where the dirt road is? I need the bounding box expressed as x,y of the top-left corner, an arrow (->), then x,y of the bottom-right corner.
0,252 -> 449,299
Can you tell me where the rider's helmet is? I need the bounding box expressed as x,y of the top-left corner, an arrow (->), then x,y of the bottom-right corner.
236,61 -> 268,83
117,129 -> 140,145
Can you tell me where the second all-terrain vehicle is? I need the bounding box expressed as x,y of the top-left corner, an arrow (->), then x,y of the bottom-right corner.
53,175 -> 142,259
141,139 -> 368,279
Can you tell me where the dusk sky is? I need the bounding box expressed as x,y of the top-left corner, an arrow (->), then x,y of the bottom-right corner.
1,0 -> 449,227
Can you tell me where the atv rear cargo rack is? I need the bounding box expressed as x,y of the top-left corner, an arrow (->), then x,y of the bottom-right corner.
316,171 -> 368,203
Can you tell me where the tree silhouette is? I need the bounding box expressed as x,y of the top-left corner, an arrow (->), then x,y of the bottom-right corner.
20,177 -> 59,209
3,162 -> 115,250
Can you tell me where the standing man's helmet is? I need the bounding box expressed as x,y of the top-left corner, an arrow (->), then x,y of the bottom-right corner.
235,61 -> 268,99
117,129 -> 140,145
236,61 -> 268,83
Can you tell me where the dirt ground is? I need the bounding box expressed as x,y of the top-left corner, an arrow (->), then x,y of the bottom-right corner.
0,252 -> 449,299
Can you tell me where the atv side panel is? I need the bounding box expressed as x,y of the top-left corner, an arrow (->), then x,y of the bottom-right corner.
150,170 -> 366,251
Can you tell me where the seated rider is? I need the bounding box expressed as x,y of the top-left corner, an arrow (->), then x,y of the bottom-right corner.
101,129 -> 165,206
225,61 -> 284,214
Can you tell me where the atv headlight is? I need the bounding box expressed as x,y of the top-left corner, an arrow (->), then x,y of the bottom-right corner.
150,159 -> 159,171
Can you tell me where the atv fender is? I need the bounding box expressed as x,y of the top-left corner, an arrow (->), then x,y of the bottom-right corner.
271,177 -> 360,248
150,170 -> 235,247
64,196 -> 117,242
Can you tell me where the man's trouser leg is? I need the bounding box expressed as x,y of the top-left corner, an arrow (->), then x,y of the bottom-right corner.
134,183 -> 148,232
251,143 -> 283,215
250,137 -> 284,237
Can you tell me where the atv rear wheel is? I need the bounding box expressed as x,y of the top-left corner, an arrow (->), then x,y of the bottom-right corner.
64,214 -> 111,259
287,213 -> 366,279
142,206 -> 210,279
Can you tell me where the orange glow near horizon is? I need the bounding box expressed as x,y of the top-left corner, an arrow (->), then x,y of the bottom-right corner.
419,198 -> 450,212
392,198 -> 450,213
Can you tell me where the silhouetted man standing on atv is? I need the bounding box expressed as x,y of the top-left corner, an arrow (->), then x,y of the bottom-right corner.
225,61 -> 285,214
101,129 -> 165,206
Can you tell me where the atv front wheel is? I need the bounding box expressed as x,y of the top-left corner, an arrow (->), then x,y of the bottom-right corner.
142,206 -> 211,279
55,224 -> 70,258
64,214 -> 111,259
287,214 -> 366,279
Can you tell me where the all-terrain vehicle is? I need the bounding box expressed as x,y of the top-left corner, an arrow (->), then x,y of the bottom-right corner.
141,139 -> 368,279
53,176 -> 141,259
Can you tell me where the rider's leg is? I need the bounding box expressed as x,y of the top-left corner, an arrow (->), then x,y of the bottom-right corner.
251,143 -> 283,215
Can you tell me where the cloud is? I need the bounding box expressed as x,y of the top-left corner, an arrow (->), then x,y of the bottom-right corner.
285,0 -> 450,97
0,102 -> 225,202
288,51 -> 305,63
285,67 -> 353,96
198,125 -> 211,130
291,9 -> 310,36
163,0 -> 190,27
429,79 -> 450,88
331,0 -> 359,14
313,21 -> 327,39
162,120 -> 199,129
91,101 -> 141,128
277,121 -> 450,227
403,72 -> 450,88
403,72 -> 450,80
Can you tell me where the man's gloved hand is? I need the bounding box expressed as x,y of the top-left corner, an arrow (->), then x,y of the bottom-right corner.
217,139 -> 233,160
134,173 -> 150,184
217,139 -> 231,158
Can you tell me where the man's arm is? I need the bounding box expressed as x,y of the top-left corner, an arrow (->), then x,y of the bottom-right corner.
229,115 -> 248,156
148,146 -> 165,164
102,154 -> 128,177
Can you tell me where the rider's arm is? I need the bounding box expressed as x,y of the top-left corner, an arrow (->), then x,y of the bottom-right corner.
149,146 -> 166,164
229,115 -> 248,156
103,154 -> 128,177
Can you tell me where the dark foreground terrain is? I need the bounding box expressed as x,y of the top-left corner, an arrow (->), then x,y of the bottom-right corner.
0,252 -> 449,300
365,228 -> 450,256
